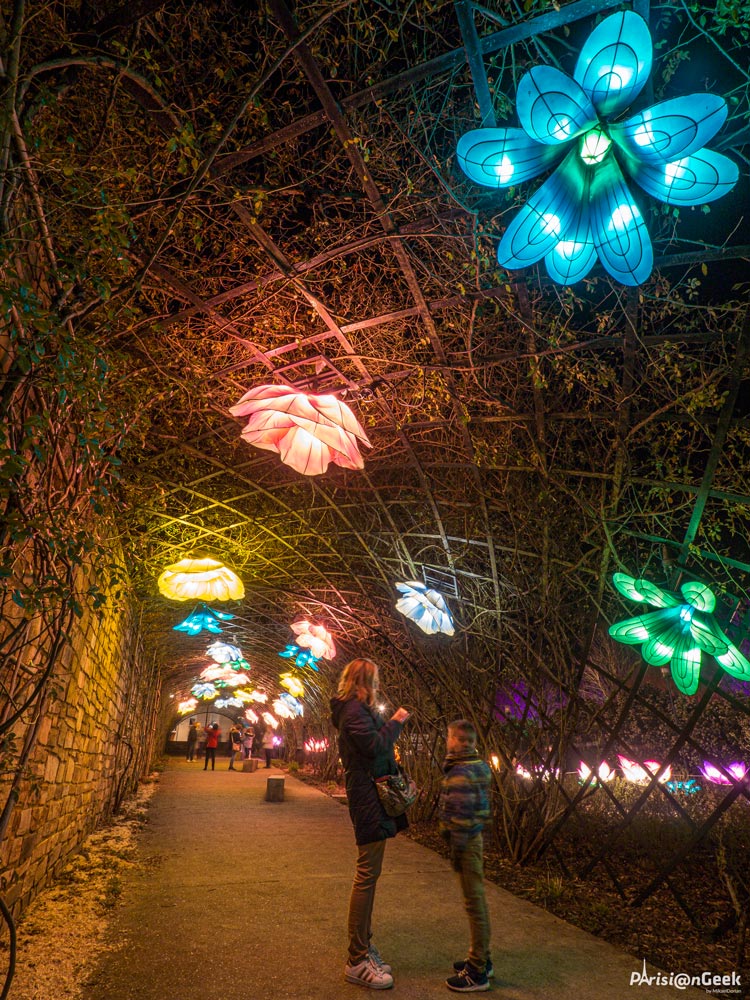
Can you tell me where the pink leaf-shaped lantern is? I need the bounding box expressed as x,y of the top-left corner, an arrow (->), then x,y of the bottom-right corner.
229,385 -> 372,476
291,620 -> 336,659
200,664 -> 236,683
618,755 -> 671,784
700,761 -> 747,784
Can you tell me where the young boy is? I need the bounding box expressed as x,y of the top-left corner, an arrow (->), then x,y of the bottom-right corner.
439,719 -> 492,993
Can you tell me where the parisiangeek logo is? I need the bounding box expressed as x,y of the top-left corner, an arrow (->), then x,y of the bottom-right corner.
630,958 -> 742,994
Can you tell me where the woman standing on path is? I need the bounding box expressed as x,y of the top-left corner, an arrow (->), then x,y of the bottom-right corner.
331,658 -> 410,990
228,724 -> 242,769
203,722 -> 220,770
262,726 -> 276,768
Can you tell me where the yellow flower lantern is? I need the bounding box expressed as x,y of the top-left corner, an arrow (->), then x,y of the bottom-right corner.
280,672 -> 305,698
157,557 -> 244,602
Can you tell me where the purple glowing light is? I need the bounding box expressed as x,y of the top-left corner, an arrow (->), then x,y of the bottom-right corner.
700,761 -> 747,784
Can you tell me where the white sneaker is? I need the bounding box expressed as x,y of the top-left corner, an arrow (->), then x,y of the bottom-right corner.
368,945 -> 392,974
345,957 -> 394,989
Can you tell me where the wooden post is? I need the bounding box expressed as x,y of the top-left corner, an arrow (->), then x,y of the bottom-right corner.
265,776 -> 285,802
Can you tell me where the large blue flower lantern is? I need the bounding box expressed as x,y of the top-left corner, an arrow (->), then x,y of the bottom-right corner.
457,11 -> 738,286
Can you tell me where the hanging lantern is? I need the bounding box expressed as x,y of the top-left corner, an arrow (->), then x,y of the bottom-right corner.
245,709 -> 259,724
200,664 -> 234,683
262,712 -> 279,729
215,696 -> 244,709
206,641 -> 244,663
280,673 -> 305,699
158,557 -> 244,602
223,672 -> 251,688
177,698 -> 199,715
232,688 -> 256,703
278,644 -> 321,669
273,698 -> 294,720
279,692 -> 304,717
608,573 -> 750,696
173,604 -> 235,635
229,384 -> 372,476
395,580 -> 455,636
191,682 -> 218,700
457,11 -> 737,286
291,620 -> 336,659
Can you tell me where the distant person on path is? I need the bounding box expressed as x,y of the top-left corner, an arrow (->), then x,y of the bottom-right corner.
261,727 -> 275,768
242,726 -> 255,759
203,722 -> 220,771
439,719 -> 492,993
186,718 -> 200,761
228,724 -> 242,770
330,657 -> 410,990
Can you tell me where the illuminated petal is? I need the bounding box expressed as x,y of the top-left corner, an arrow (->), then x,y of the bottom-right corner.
610,95 -> 728,165
689,614 -> 730,656
517,66 -> 596,146
715,641 -> 750,682
609,607 -> 678,644
680,580 -> 716,613
173,605 -> 234,635
701,761 -> 732,785
612,572 -> 649,603
641,632 -> 680,666
574,11 -> 652,116
622,148 -> 738,206
543,157 -> 595,284
644,761 -> 671,783
618,756 -> 649,783
546,230 -> 596,285
240,410 -> 365,474
670,634 -> 702,696
613,573 -> 680,608
456,128 -> 563,188
497,150 -> 582,268
590,159 -> 652,286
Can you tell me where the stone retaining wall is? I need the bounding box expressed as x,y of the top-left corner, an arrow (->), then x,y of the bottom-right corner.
0,584 -> 159,916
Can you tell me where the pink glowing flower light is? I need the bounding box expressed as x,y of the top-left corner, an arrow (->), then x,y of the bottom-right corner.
291,620 -> 336,660
700,761 -> 747,784
229,385 -> 371,476
618,755 -> 671,784
578,761 -> 613,783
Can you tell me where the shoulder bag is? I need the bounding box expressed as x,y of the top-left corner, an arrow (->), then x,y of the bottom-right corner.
374,768 -> 418,817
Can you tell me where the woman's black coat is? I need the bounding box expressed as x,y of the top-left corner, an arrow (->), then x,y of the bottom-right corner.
331,696 -> 408,845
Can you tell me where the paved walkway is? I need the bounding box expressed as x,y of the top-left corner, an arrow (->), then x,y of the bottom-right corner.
86,759 -> 708,1000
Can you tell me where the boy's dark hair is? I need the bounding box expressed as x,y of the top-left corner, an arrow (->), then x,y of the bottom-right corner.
447,719 -> 477,740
